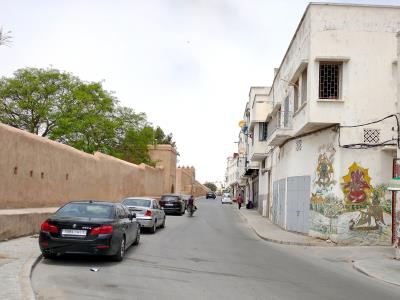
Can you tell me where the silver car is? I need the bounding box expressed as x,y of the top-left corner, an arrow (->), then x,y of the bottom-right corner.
122,197 -> 166,233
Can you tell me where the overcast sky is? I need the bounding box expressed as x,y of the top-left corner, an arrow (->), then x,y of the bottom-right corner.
1,0 -> 400,184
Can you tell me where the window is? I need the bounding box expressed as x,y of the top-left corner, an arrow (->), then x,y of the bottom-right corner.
293,79 -> 299,112
56,203 -> 115,219
122,198 -> 151,207
259,122 -> 268,141
319,62 -> 341,99
301,68 -> 307,104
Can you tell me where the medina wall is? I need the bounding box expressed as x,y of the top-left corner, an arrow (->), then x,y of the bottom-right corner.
0,123 -> 166,209
175,166 -> 209,197
148,144 -> 177,194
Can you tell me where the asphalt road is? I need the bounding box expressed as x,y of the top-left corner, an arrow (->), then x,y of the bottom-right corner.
32,198 -> 400,300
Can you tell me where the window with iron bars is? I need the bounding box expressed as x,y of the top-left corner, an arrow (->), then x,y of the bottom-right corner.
319,62 -> 342,99
259,122 -> 268,141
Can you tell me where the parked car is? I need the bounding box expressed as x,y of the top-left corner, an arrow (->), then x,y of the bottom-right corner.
206,191 -> 216,199
221,193 -> 233,204
39,200 -> 140,262
122,197 -> 165,233
159,194 -> 185,215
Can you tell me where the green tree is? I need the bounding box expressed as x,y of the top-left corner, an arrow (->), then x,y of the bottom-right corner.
0,27 -> 12,47
204,182 -> 217,192
117,125 -> 156,166
153,126 -> 176,148
0,67 -> 177,165
0,67 -> 117,153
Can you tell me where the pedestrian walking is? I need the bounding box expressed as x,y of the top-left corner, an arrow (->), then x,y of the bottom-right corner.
237,194 -> 243,210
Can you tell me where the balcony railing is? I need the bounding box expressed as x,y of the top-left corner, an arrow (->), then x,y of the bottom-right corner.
267,110 -> 293,140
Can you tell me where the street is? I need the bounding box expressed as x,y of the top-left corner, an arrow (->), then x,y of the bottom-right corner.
32,198 -> 400,300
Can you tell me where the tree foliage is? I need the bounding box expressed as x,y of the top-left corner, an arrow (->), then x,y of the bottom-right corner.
0,67 -> 177,165
204,182 -> 217,192
0,27 -> 12,47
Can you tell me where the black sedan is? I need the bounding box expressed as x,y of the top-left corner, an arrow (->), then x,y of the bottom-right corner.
39,201 -> 140,262
206,191 -> 216,199
159,194 -> 186,215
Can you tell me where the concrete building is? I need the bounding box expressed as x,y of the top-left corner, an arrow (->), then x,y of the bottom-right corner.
236,3 -> 400,245
238,87 -> 272,213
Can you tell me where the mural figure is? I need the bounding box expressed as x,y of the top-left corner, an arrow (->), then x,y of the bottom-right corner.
315,153 -> 334,188
342,162 -> 372,204
348,185 -> 386,231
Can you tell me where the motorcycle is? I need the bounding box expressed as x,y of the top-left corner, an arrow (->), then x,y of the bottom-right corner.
187,204 -> 195,217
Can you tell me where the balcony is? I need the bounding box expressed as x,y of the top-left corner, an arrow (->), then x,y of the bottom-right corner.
248,100 -> 272,130
248,87 -> 272,130
266,110 -> 293,146
249,140 -> 268,162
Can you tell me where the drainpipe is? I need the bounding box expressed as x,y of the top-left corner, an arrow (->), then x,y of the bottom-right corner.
395,31 -> 400,259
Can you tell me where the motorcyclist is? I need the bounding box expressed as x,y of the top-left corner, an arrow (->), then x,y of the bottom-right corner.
188,195 -> 197,210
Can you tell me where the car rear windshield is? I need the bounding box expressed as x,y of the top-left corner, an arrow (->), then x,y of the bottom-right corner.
122,199 -> 151,207
56,203 -> 115,219
223,193 -> 230,197
161,196 -> 179,201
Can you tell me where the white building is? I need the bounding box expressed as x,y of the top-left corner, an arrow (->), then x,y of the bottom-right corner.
242,3 -> 400,245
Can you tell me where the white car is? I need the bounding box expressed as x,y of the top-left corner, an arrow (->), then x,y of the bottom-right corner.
122,197 -> 166,233
221,193 -> 233,204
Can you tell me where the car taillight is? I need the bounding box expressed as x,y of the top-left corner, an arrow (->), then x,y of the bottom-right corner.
144,210 -> 152,217
40,221 -> 59,233
90,225 -> 113,235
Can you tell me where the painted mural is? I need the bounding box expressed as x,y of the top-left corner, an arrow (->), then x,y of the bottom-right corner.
309,146 -> 392,245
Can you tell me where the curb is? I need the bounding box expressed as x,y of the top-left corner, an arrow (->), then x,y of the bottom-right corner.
235,208 -> 330,247
19,253 -> 41,300
353,261 -> 400,287
249,224 -> 326,247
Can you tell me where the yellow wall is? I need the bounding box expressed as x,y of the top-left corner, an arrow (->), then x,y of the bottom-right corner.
0,123 -> 177,209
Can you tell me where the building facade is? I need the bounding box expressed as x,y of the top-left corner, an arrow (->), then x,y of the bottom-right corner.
233,3 -> 400,245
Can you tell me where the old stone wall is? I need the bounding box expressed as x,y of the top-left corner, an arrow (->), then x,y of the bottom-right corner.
148,145 -> 177,194
175,166 -> 209,197
0,123 -> 169,209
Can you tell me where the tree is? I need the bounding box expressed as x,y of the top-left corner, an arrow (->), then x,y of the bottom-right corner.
0,67 -> 177,165
204,182 -> 217,192
117,125 -> 156,166
153,126 -> 176,148
0,67 -> 117,153
0,27 -> 12,47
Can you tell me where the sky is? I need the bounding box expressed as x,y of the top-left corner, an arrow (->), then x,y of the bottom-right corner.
1,0 -> 400,184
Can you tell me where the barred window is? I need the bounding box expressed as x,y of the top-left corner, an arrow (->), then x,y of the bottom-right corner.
293,80 -> 299,112
319,62 -> 341,99
301,68 -> 307,104
259,122 -> 268,141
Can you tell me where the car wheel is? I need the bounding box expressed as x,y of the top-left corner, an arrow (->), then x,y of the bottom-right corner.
150,222 -> 157,234
133,227 -> 140,245
42,252 -> 57,259
112,237 -> 126,262
160,216 -> 166,228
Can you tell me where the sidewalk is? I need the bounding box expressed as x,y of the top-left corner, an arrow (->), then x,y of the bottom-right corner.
0,236 -> 41,300
236,206 -> 400,287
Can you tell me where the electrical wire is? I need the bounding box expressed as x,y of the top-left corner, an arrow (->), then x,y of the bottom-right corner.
338,114 -> 400,149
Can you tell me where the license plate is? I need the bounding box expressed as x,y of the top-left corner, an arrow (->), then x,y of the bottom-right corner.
61,229 -> 87,237
165,204 -> 174,207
